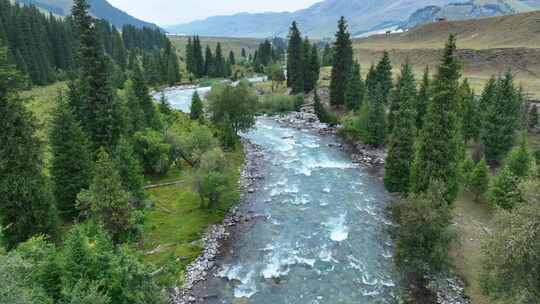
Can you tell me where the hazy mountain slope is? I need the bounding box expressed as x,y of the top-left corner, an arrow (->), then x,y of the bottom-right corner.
166,0 -> 462,38
357,10 -> 540,49
15,0 -> 160,29
401,0 -> 540,29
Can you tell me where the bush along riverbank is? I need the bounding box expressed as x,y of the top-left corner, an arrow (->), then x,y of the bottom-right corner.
170,140 -> 266,304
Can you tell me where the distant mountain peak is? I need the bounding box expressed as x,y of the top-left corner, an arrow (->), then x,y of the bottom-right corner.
15,0 -> 160,30
400,0 -> 540,30
166,0 -> 463,38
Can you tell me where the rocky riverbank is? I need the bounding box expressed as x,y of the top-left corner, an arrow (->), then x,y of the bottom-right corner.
170,140 -> 265,304
274,104 -> 470,304
275,103 -> 386,167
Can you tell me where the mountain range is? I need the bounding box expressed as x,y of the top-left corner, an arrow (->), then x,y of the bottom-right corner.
166,0 -> 540,38
400,0 -> 540,29
14,0 -> 160,29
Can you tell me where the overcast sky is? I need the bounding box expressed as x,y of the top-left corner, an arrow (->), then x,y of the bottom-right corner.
107,0 -> 322,26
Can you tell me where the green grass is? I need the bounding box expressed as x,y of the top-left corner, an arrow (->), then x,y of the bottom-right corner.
170,36 -> 263,60
21,81 -> 67,141
141,147 -> 245,284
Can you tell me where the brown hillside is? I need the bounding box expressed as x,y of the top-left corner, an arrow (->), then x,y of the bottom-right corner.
353,11 -> 540,98
355,10 -> 540,50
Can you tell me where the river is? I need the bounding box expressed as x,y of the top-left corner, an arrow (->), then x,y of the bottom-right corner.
163,87 -> 401,303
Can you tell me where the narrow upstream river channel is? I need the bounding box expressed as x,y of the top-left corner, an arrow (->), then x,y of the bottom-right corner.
162,86 -> 401,303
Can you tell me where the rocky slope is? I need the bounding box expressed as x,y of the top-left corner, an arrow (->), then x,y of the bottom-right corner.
400,0 -> 540,30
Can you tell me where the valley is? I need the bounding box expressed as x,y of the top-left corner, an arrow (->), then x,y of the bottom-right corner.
1,1 -> 539,304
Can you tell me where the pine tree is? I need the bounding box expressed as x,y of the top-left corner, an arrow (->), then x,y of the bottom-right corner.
185,37 -> 194,75
158,91 -> 172,117
0,45 -> 57,249
71,0 -> 123,150
489,167 -> 521,210
302,37 -> 313,93
344,61 -> 364,111
228,50 -> 236,65
50,94 -> 93,220
361,84 -> 386,146
111,27 -> 126,70
77,149 -> 137,243
204,45 -> 213,76
241,48 -> 246,58
375,51 -> 393,104
287,22 -> 304,94
365,64 -> 378,101
505,138 -> 536,180
411,35 -> 462,203
459,79 -> 480,143
481,72 -> 522,164
387,62 -> 416,136
330,16 -> 353,106
193,36 -> 204,78
529,104 -> 538,129
190,90 -> 204,120
384,63 -> 416,193
131,64 -> 160,130
469,158 -> 489,202
114,137 -> 145,203
322,43 -> 332,67
415,66 -> 431,131
214,43 -> 225,77
313,89 -> 333,124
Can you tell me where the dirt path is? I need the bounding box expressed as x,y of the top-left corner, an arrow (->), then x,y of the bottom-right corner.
449,192 -> 495,304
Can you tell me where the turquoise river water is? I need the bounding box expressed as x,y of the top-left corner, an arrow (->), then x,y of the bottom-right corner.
163,87 -> 400,303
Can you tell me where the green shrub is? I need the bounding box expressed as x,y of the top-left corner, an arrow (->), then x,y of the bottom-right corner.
258,94 -> 298,114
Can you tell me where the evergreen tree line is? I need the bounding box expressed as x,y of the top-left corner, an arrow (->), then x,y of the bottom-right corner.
252,39 -> 285,73
286,21 -> 320,94
0,0 -> 191,301
185,37 -> 234,79
318,17 -> 538,299
0,0 -> 179,87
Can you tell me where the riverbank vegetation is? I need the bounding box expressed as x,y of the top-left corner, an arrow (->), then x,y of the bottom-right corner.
305,15 -> 539,303
0,0 -> 256,302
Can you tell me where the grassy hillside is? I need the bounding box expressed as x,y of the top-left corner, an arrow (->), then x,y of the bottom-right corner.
356,10 -> 540,50
170,36 -> 263,60
353,10 -> 540,98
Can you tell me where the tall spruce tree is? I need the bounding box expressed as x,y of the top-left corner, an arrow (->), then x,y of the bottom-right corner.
302,37 -> 313,93
365,64 -> 378,101
481,72 -> 522,164
77,149 -> 137,243
190,91 -> 204,120
415,66 -> 431,131
228,50 -> 236,65
459,79 -> 480,143
375,51 -> 393,104
50,94 -> 93,220
113,137 -> 145,203
309,44 -> 320,91
131,64 -> 160,130
322,43 -> 333,67
0,45 -> 57,249
344,61 -> 364,111
71,0 -> 123,151
360,83 -> 386,146
287,22 -> 304,94
214,43 -> 225,77
330,16 -> 353,106
384,63 -> 416,193
411,35 -> 462,203
204,45 -> 214,76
